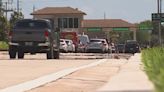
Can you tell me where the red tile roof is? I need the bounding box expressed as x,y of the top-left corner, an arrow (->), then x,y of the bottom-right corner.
31,7 -> 86,15
82,19 -> 136,28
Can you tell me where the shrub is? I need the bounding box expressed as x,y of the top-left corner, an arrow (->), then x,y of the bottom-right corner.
142,47 -> 164,92
0,41 -> 8,50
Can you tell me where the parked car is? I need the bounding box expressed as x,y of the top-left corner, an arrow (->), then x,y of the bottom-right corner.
116,44 -> 125,53
60,31 -> 79,52
108,43 -> 116,53
124,41 -> 141,54
8,19 -> 60,59
77,34 -> 89,52
60,39 -> 68,53
86,38 -> 109,53
65,39 -> 75,52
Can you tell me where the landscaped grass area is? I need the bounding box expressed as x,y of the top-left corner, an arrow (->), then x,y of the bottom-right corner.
0,41 -> 8,50
142,47 -> 164,92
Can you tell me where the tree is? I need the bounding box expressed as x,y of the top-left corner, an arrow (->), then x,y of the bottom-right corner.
136,20 -> 153,47
10,11 -> 24,29
0,15 -> 7,41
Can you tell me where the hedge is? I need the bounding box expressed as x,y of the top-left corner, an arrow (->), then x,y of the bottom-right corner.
142,47 -> 164,92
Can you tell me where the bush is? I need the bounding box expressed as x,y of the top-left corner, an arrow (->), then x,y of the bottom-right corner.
0,41 -> 8,50
142,47 -> 164,92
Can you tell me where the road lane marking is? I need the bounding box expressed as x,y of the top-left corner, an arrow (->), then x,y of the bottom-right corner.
0,59 -> 107,92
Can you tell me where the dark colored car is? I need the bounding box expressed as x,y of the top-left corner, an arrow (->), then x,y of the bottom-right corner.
124,42 -> 140,54
8,19 -> 60,59
116,44 -> 125,53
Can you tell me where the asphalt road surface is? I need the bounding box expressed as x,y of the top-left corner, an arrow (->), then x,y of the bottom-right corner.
0,51 -> 133,92
0,51 -> 132,60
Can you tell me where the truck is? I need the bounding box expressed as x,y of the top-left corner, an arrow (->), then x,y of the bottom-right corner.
8,19 -> 60,59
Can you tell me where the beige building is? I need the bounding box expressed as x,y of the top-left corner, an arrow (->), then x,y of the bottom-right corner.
31,7 -> 86,32
31,7 -> 137,40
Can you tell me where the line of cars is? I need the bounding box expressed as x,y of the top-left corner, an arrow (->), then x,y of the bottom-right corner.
60,36 -> 141,54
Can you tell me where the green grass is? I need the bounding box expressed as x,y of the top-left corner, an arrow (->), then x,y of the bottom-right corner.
142,47 -> 164,92
0,41 -> 8,50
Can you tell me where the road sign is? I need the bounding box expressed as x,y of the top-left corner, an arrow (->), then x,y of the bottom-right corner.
87,28 -> 102,32
152,13 -> 164,22
112,27 -> 129,31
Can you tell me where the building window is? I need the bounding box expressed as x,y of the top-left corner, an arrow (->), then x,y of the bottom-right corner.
74,18 -> 78,28
63,18 -> 68,28
58,18 -> 79,28
69,18 -> 73,28
58,18 -> 62,28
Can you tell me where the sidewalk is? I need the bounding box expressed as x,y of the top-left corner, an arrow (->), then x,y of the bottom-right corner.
97,53 -> 154,92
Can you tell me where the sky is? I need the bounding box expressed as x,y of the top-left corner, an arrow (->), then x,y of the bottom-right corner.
11,0 -> 164,23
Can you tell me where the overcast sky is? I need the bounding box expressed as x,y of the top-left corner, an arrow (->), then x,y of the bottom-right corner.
12,0 -> 164,23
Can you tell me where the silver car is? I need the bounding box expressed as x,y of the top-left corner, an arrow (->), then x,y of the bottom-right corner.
86,39 -> 109,53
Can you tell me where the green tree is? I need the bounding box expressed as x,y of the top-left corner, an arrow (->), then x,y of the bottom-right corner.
136,20 -> 153,46
10,11 -> 24,29
0,15 -> 7,41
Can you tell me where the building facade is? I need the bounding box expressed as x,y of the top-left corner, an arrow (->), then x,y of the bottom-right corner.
31,7 -> 86,32
31,7 -> 137,41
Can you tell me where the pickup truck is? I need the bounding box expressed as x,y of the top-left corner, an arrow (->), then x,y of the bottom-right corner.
8,19 -> 60,59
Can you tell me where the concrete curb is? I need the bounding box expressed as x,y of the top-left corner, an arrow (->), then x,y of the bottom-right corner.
0,59 -> 107,92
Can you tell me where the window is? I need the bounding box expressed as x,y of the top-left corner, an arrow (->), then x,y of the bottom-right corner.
63,18 -> 68,28
58,18 -> 79,28
69,18 -> 73,28
58,18 -> 62,28
74,18 -> 78,28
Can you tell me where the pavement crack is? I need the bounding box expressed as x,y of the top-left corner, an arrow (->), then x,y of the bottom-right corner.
62,77 -> 107,83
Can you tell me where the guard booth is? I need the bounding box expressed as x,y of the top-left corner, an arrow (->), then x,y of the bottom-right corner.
31,7 -> 86,53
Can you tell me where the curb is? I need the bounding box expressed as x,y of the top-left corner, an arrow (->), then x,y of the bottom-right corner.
0,59 -> 107,92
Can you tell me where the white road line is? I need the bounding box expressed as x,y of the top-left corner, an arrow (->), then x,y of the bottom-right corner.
0,59 -> 107,92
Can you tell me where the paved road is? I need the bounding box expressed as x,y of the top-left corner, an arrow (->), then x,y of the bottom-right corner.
0,51 -> 132,60
0,51 -> 133,92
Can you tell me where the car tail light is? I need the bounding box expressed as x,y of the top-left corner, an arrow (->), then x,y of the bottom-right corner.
44,30 -> 49,41
44,31 -> 49,37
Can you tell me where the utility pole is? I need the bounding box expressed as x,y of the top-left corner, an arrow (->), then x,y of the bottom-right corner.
0,0 -> 3,15
3,0 -> 13,19
157,0 -> 162,46
17,0 -> 19,13
17,0 -> 21,18
33,5 -> 35,19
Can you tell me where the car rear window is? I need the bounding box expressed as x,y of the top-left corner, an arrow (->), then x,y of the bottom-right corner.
15,20 -> 51,29
90,39 -> 102,43
125,43 -> 138,48
79,36 -> 89,44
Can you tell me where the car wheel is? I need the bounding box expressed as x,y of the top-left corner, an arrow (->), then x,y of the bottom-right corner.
9,46 -> 17,59
18,48 -> 24,59
54,51 -> 59,59
47,51 -> 52,59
